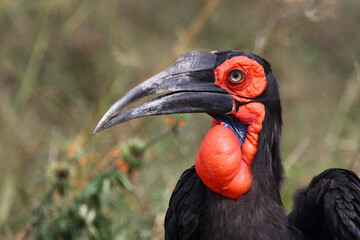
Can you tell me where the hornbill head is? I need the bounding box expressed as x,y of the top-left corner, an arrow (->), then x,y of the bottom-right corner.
94,50 -> 282,199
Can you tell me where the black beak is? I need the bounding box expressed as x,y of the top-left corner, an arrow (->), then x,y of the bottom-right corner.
93,51 -> 234,134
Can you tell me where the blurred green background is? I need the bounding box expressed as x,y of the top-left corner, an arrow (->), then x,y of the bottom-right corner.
1,0 -> 359,239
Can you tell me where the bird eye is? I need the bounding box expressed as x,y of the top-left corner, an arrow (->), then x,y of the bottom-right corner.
229,69 -> 244,83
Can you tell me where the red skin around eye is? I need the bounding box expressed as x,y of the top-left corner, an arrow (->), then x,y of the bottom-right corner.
214,56 -> 267,101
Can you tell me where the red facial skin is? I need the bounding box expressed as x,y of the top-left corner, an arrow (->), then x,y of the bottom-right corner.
195,55 -> 267,199
215,56 -> 267,101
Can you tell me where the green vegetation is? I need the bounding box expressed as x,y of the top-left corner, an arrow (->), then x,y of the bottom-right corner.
0,0 -> 359,239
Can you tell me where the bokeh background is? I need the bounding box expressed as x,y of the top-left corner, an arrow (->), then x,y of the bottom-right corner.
1,0 -> 359,239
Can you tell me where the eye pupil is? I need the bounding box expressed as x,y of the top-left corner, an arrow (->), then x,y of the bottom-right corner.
229,69 -> 244,83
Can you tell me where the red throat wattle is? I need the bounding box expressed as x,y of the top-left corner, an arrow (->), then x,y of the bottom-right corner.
195,55 -> 267,199
195,103 -> 265,199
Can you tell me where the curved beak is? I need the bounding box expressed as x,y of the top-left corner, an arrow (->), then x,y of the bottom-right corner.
93,51 -> 234,134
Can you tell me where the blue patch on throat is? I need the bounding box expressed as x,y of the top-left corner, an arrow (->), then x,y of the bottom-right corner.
213,115 -> 248,144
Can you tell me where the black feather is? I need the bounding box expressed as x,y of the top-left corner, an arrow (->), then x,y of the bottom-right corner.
289,169 -> 360,240
165,166 -> 206,240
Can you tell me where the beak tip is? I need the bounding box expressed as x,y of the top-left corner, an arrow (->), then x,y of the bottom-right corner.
92,122 -> 105,134
92,127 -> 100,135
93,110 -> 114,134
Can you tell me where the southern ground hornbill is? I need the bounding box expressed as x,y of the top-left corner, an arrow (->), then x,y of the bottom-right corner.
93,51 -> 360,239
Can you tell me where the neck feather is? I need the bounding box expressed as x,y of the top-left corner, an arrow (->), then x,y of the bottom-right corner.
250,106 -> 283,202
